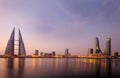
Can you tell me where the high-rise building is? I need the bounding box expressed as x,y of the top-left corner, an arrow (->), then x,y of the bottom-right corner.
65,48 -> 69,55
88,48 -> 93,56
4,28 -> 15,56
52,51 -> 56,56
114,52 -> 119,57
94,37 -> 102,54
34,50 -> 39,56
18,29 -> 26,56
65,48 -> 71,56
104,38 -> 111,56
40,52 -> 43,56
4,28 -> 26,56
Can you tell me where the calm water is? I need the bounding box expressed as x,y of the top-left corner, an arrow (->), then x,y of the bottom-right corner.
0,58 -> 120,78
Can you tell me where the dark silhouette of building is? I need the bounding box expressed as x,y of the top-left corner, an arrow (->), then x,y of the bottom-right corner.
94,37 -> 102,54
65,48 -> 69,55
5,28 -> 15,56
65,48 -> 71,56
18,29 -> 26,56
88,48 -> 93,56
114,52 -> 119,57
4,28 -> 26,56
52,51 -> 56,56
40,52 -> 43,56
34,50 -> 39,56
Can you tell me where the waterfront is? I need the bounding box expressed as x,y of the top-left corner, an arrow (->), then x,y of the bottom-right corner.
0,58 -> 119,78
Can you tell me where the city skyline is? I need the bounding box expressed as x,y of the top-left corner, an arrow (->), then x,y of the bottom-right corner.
0,28 -> 115,56
0,0 -> 120,55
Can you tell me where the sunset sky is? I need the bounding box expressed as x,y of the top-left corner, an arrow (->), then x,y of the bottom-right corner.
0,0 -> 120,55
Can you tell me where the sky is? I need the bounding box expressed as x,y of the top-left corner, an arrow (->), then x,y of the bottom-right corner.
0,0 -> 120,55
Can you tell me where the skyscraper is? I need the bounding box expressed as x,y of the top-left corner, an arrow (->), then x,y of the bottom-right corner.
88,48 -> 93,56
94,37 -> 102,54
4,28 -> 26,56
65,48 -> 71,56
4,28 -> 15,56
18,29 -> 26,56
65,48 -> 69,55
104,38 -> 111,56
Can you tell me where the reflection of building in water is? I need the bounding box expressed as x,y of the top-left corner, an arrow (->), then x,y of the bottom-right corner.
94,59 -> 101,78
93,59 -> 112,78
86,59 -> 101,78
6,58 -> 25,78
4,28 -> 26,57
17,58 -> 25,78
6,58 -> 14,78
105,59 -> 111,78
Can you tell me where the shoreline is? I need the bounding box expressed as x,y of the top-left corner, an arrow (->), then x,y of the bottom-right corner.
0,55 -> 119,59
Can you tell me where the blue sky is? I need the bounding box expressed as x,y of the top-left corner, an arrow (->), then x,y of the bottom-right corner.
0,0 -> 120,55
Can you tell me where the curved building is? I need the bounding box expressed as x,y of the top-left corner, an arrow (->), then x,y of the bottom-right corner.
4,28 -> 26,56
94,37 -> 102,54
4,28 -> 15,56
18,29 -> 26,56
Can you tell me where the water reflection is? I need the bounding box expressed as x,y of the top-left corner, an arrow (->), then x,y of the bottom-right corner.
3,58 -> 120,78
6,58 -> 25,78
6,58 -> 14,78
86,59 -> 112,78
92,59 -> 101,78
80,59 -> 101,78
17,58 -> 25,78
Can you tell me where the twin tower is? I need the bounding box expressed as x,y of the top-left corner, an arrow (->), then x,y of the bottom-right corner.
4,28 -> 26,57
95,37 -> 111,56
